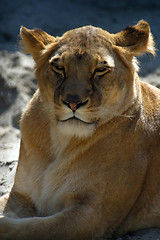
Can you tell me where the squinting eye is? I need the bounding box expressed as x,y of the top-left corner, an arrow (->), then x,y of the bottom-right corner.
95,67 -> 108,72
50,62 -> 65,74
94,67 -> 111,76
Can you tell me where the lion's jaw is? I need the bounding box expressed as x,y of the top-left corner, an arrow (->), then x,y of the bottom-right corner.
54,104 -> 99,138
56,117 -> 97,138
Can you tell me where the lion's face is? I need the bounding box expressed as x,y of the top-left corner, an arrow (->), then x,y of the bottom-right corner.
40,28 -> 130,138
20,22 -> 155,138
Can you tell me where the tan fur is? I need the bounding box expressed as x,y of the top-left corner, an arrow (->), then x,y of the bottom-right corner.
0,20 -> 160,239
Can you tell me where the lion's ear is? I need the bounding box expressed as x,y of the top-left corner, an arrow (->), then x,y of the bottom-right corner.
20,26 -> 55,61
114,20 -> 155,56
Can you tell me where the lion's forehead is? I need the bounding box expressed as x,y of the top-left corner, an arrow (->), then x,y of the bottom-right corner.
57,25 -> 113,53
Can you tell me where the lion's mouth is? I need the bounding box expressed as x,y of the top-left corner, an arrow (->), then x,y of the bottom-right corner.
56,115 -> 99,137
58,116 -> 97,125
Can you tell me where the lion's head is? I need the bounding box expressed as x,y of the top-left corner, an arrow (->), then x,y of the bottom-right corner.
20,20 -> 155,138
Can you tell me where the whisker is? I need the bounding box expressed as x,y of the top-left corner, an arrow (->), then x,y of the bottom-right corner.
98,107 -> 135,119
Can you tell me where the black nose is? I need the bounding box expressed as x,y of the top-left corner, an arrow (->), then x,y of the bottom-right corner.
62,94 -> 88,111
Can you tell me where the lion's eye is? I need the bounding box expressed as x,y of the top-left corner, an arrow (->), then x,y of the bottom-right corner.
49,56 -> 65,75
50,62 -> 65,74
94,67 -> 111,76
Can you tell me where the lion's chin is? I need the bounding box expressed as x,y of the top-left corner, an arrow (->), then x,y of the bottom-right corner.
56,117 -> 97,138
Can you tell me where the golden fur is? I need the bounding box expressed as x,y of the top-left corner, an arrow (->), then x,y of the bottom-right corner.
0,20 -> 160,239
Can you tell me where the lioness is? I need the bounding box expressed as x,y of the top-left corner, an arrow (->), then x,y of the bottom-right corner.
0,20 -> 160,240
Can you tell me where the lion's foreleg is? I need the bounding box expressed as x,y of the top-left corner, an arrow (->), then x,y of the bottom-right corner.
0,204 -> 103,240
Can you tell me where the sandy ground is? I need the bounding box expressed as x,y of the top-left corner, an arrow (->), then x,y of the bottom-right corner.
0,0 -> 160,239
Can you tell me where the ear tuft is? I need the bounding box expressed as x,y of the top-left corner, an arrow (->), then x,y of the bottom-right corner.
114,20 -> 155,56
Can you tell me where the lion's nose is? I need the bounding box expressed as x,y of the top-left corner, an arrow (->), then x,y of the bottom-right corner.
62,94 -> 88,111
